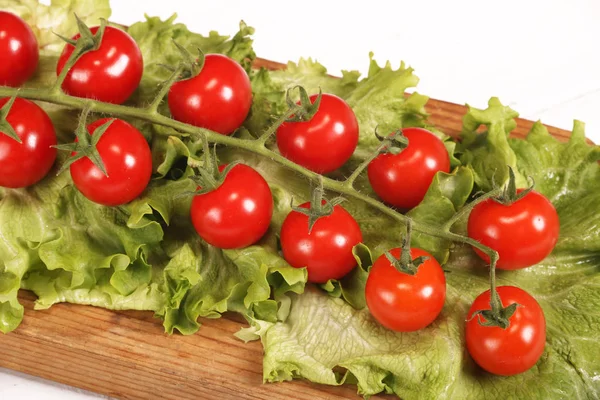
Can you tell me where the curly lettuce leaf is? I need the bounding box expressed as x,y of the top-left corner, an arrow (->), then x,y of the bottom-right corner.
458,97 -> 527,190
158,224 -> 306,335
244,68 -> 287,138
510,119 -> 600,208
0,167 -> 165,331
13,175 -> 166,310
344,55 -> 429,151
267,58 -> 360,100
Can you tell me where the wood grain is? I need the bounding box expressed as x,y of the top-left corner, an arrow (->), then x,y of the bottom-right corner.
2,291 -> 377,400
0,58 -> 580,400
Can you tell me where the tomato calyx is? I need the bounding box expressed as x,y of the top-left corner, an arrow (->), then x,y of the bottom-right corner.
53,106 -> 114,176
54,15 -> 107,89
468,263 -> 521,330
55,14 -> 106,50
148,40 -> 205,114
291,177 -> 345,233
374,128 -> 410,155
0,95 -> 20,143
285,86 -> 322,123
161,40 -> 206,80
257,86 -> 323,146
493,166 -> 535,205
468,301 -> 520,329
189,134 -> 240,195
384,219 -> 429,275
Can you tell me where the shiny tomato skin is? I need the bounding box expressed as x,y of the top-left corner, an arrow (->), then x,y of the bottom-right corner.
365,247 -> 446,332
367,127 -> 450,210
0,98 -> 56,188
190,164 -> 273,249
280,201 -> 363,283
465,286 -> 546,376
168,54 -> 252,135
56,26 -> 143,104
0,11 -> 39,87
69,118 -> 152,206
467,189 -> 559,270
276,94 -> 359,174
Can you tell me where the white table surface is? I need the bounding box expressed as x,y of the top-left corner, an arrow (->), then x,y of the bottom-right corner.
2,0 -> 599,399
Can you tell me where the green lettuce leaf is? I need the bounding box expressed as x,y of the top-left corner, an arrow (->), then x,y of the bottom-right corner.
159,227 -> 307,335
458,98 -> 526,190
344,54 -> 429,151
14,177 -> 166,312
244,68 -> 287,138
267,58 -> 360,100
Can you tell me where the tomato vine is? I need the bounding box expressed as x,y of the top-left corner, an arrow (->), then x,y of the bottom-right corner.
0,22 -> 515,328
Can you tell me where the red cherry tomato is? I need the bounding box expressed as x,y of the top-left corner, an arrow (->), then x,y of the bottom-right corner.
367,127 -> 450,210
0,98 -> 56,188
168,54 -> 252,135
57,26 -> 143,104
466,286 -> 546,376
276,94 -> 359,174
467,189 -> 559,270
190,164 -> 273,249
0,11 -> 39,87
280,201 -> 363,283
365,247 -> 446,332
69,118 -> 152,206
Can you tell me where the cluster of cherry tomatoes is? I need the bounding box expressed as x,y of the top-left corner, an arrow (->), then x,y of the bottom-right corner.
0,11 -> 560,378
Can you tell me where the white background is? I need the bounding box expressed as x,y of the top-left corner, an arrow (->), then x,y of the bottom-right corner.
1,0 -> 599,399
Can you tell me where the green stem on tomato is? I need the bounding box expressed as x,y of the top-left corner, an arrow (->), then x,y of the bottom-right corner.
146,64 -> 185,115
52,46 -> 80,94
343,142 -> 387,189
442,187 -> 503,231
444,230 -> 502,314
256,105 -> 301,146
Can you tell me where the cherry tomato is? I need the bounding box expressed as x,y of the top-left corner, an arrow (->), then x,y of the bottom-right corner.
280,201 -> 363,283
69,118 -> 152,206
0,98 -> 56,188
190,164 -> 273,249
56,26 -> 143,104
468,189 -> 559,270
168,54 -> 252,135
466,286 -> 546,376
365,247 -> 446,332
367,127 -> 450,210
0,12 -> 39,87
276,94 -> 359,174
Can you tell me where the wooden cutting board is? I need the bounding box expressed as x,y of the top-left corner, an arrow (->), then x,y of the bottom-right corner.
0,58 -> 575,400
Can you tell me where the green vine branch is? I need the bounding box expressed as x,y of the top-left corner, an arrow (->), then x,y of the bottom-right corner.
147,63 -> 185,115
0,83 -> 501,245
0,29 -> 507,326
